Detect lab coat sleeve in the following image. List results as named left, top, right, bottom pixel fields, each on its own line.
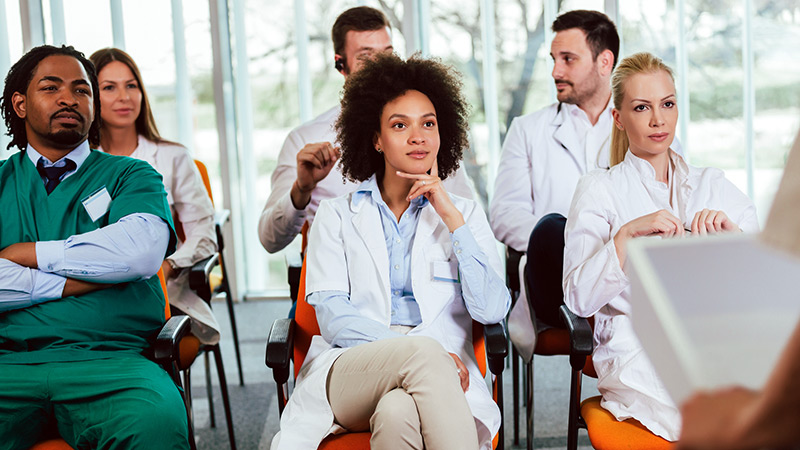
left=306, top=200, right=399, bottom=346
left=166, top=147, right=217, bottom=268
left=562, top=175, right=629, bottom=318
left=722, top=178, right=759, bottom=233
left=489, top=117, right=540, bottom=252
left=452, top=202, right=511, bottom=324
left=258, top=130, right=308, bottom=253
left=308, top=290, right=402, bottom=348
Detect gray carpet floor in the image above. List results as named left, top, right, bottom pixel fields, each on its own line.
left=186, top=298, right=597, bottom=449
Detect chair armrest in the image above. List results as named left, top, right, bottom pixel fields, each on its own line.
left=559, top=305, right=593, bottom=370
left=215, top=210, right=231, bottom=227
left=505, top=247, right=524, bottom=294
left=266, top=318, right=295, bottom=385
left=285, top=252, right=303, bottom=303
left=484, top=322, right=508, bottom=375
left=154, top=315, right=192, bottom=364
left=215, top=209, right=231, bottom=253
left=189, top=254, right=220, bottom=296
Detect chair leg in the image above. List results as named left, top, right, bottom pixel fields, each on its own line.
left=526, top=358, right=534, bottom=450
left=183, top=367, right=193, bottom=425
left=211, top=344, right=237, bottom=450
left=566, top=367, right=583, bottom=450
left=205, top=351, right=216, bottom=428
left=496, top=372, right=504, bottom=450
left=221, top=271, right=244, bottom=386
left=174, top=363, right=197, bottom=450
left=512, top=346, right=520, bottom=447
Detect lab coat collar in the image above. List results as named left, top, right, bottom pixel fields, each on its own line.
left=551, top=103, right=581, bottom=160
left=351, top=175, right=429, bottom=212
left=132, top=134, right=158, bottom=160
left=350, top=177, right=391, bottom=295
left=623, top=149, right=689, bottom=184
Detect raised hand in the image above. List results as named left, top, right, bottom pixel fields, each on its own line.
left=292, top=142, right=340, bottom=209
left=690, top=209, right=739, bottom=235
left=396, top=158, right=465, bottom=232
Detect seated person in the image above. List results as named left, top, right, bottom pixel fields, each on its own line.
left=562, top=52, right=758, bottom=441
left=90, top=47, right=220, bottom=345
left=258, top=6, right=474, bottom=256
left=678, top=318, right=800, bottom=450
left=271, top=53, right=511, bottom=450
left=0, top=45, right=187, bottom=449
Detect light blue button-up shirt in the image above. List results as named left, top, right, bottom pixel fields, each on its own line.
left=308, top=177, right=510, bottom=349
left=0, top=141, right=170, bottom=313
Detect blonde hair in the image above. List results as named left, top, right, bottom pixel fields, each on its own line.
left=610, top=52, right=675, bottom=166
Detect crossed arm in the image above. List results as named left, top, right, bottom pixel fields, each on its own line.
left=0, top=213, right=170, bottom=313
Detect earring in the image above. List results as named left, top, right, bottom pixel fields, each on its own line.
left=376, top=146, right=382, bottom=153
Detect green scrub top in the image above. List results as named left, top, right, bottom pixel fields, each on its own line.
left=0, top=149, right=176, bottom=364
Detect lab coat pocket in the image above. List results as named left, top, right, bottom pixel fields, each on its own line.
left=424, top=247, right=461, bottom=296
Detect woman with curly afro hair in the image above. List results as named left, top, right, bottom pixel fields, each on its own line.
left=271, top=53, right=511, bottom=450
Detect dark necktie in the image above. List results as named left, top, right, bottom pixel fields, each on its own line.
left=36, top=158, right=76, bottom=194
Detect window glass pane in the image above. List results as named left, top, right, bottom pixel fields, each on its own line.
left=121, top=0, right=178, bottom=142
left=559, top=0, right=603, bottom=13
left=618, top=0, right=677, bottom=67
left=5, top=0, right=23, bottom=62
left=496, top=0, right=552, bottom=129
left=62, top=0, right=113, bottom=52
left=684, top=1, right=746, bottom=192
left=430, top=0, right=489, bottom=205
left=183, top=1, right=220, bottom=197
left=752, top=1, right=800, bottom=218
left=243, top=0, right=299, bottom=293
left=1, top=0, right=23, bottom=157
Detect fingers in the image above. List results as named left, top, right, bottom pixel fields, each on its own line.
left=298, top=142, right=338, bottom=168
left=691, top=210, right=700, bottom=235
left=449, top=353, right=469, bottom=392
left=406, top=178, right=440, bottom=201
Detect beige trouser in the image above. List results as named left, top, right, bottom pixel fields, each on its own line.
left=326, top=334, right=480, bottom=450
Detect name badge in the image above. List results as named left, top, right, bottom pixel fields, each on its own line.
left=432, top=260, right=459, bottom=283
left=82, top=186, right=112, bottom=222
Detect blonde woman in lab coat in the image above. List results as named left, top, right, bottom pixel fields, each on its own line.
left=271, top=53, right=510, bottom=450
left=562, top=52, right=759, bottom=441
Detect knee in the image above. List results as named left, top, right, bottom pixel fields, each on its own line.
left=371, top=389, right=419, bottom=428
left=398, top=337, right=455, bottom=374
left=103, top=390, right=188, bottom=449
left=528, top=213, right=567, bottom=263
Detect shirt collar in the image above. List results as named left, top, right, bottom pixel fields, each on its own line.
left=562, top=100, right=614, bottom=128
left=353, top=175, right=429, bottom=209
left=26, top=139, right=91, bottom=169
left=623, top=148, right=688, bottom=183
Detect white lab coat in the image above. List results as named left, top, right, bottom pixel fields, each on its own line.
left=490, top=102, right=683, bottom=361
left=490, top=102, right=616, bottom=252
left=258, top=105, right=476, bottom=253
left=271, top=189, right=506, bottom=450
left=112, top=136, right=221, bottom=345
left=562, top=150, right=758, bottom=441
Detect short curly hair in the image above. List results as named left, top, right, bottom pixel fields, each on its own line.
left=336, top=52, right=470, bottom=182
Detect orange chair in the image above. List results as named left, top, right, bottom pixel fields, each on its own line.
left=266, top=255, right=508, bottom=449
left=507, top=244, right=595, bottom=450
left=189, top=159, right=243, bottom=386
left=29, top=270, right=196, bottom=450
left=174, top=159, right=237, bottom=449
left=559, top=305, right=672, bottom=450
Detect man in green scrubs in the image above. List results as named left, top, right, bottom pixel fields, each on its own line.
left=0, top=45, right=188, bottom=449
